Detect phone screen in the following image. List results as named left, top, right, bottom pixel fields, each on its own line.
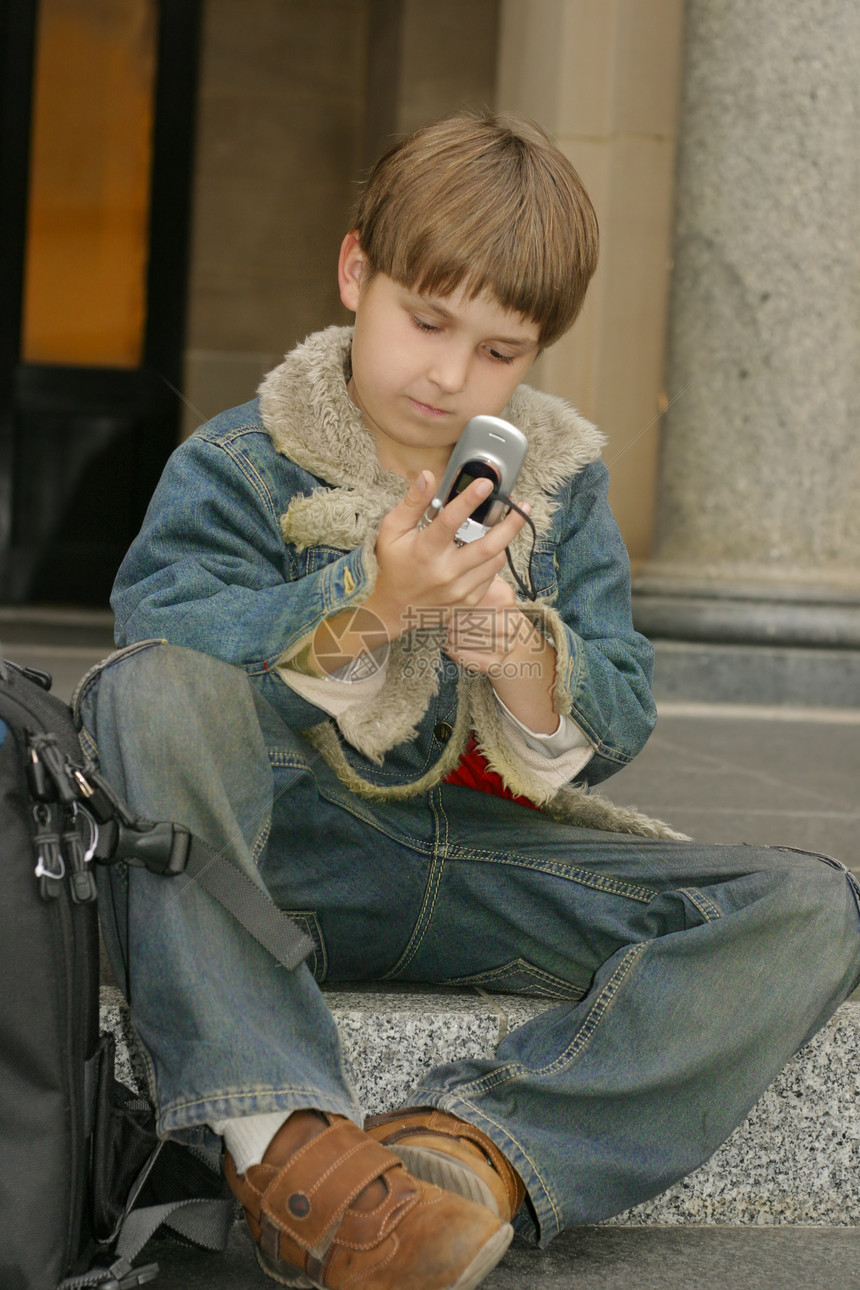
left=448, top=461, right=499, bottom=522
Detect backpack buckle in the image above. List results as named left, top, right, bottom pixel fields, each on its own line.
left=100, top=1261, right=160, bottom=1289
left=112, top=819, right=191, bottom=877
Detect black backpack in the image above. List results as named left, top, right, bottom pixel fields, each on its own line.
left=0, top=654, right=312, bottom=1290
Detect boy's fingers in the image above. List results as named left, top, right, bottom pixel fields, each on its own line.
left=392, top=473, right=523, bottom=558
left=455, top=497, right=528, bottom=572
left=432, top=477, right=496, bottom=539
left=385, top=471, right=439, bottom=533
left=391, top=474, right=494, bottom=542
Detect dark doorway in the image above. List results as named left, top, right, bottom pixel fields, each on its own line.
left=0, top=0, right=201, bottom=606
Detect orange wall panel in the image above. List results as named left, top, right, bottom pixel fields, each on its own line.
left=22, top=0, right=157, bottom=367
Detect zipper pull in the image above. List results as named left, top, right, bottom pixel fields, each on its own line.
left=33, top=802, right=65, bottom=899
left=26, top=741, right=53, bottom=802
left=72, top=766, right=119, bottom=824
left=29, top=733, right=79, bottom=804
left=62, top=803, right=97, bottom=904
left=41, top=736, right=78, bottom=805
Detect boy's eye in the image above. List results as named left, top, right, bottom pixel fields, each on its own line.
left=486, top=347, right=515, bottom=365
left=412, top=315, right=441, bottom=334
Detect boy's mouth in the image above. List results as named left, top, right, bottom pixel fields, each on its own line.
left=407, top=396, right=451, bottom=418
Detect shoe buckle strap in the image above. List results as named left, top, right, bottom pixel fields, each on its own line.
left=260, top=1210, right=334, bottom=1283
left=305, top=1249, right=328, bottom=1285
left=260, top=1213, right=281, bottom=1261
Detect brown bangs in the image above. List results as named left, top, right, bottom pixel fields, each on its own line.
left=353, top=114, right=599, bottom=348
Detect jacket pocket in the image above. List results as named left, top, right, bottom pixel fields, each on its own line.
left=525, top=538, right=557, bottom=600
left=296, top=545, right=350, bottom=576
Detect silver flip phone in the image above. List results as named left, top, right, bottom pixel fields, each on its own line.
left=432, top=415, right=528, bottom=544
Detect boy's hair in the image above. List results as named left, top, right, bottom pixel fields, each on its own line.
left=352, top=112, right=599, bottom=347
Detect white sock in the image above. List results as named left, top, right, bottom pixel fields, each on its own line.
left=210, top=1110, right=291, bottom=1175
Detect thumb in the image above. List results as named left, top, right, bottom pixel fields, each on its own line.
left=397, top=470, right=439, bottom=522
left=409, top=469, right=436, bottom=505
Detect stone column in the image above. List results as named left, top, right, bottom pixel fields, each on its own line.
left=496, top=0, right=685, bottom=565
left=635, top=0, right=860, bottom=659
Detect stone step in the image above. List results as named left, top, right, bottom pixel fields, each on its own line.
left=99, top=983, right=860, bottom=1227
left=147, top=1224, right=860, bottom=1290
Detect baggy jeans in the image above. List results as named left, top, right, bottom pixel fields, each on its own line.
left=76, top=641, right=860, bottom=1244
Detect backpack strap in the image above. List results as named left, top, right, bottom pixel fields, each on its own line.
left=145, top=827, right=314, bottom=972
left=58, top=1139, right=235, bottom=1289
left=80, top=764, right=314, bottom=972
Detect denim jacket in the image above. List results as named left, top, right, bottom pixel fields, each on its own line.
left=113, top=328, right=673, bottom=836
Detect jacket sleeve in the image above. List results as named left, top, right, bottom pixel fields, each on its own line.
left=111, top=432, right=377, bottom=718
left=535, top=460, right=656, bottom=784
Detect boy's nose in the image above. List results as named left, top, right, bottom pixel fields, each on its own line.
left=428, top=346, right=470, bottom=394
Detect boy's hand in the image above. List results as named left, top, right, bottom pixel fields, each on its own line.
left=365, top=470, right=529, bottom=639
left=444, top=574, right=561, bottom=734
left=442, top=575, right=522, bottom=673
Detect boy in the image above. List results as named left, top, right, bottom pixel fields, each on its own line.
left=77, top=114, right=860, bottom=1289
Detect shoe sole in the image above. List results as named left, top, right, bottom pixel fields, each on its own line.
left=390, top=1144, right=501, bottom=1217
left=451, top=1221, right=514, bottom=1288
left=254, top=1221, right=513, bottom=1290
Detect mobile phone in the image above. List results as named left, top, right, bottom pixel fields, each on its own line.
left=432, top=415, right=528, bottom=544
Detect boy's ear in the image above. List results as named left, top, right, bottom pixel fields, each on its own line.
left=338, top=231, right=368, bottom=313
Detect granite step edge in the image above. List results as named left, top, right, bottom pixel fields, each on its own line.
left=98, top=986, right=860, bottom=1228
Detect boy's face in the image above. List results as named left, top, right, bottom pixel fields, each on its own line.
left=338, top=232, right=540, bottom=477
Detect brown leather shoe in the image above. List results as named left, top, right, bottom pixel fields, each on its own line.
left=364, top=1109, right=526, bottom=1223
left=224, top=1109, right=513, bottom=1288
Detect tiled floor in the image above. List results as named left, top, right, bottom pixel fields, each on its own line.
left=607, top=700, right=860, bottom=879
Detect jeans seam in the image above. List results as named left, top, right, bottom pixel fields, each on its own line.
left=384, top=792, right=449, bottom=978
left=383, top=856, right=445, bottom=978
left=452, top=941, right=648, bottom=1094
left=678, top=886, right=723, bottom=922
left=434, top=1094, right=563, bottom=1237
left=141, top=1048, right=158, bottom=1103
left=531, top=941, right=648, bottom=1078
left=216, top=436, right=278, bottom=519
left=446, top=848, right=656, bottom=904
left=434, top=787, right=450, bottom=855
left=251, top=818, right=271, bottom=866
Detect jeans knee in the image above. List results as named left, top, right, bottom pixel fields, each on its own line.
left=789, top=857, right=860, bottom=1000
left=96, top=642, right=242, bottom=719
left=93, top=642, right=175, bottom=715
left=81, top=641, right=260, bottom=768
left=780, top=851, right=860, bottom=942
left=78, top=642, right=274, bottom=835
